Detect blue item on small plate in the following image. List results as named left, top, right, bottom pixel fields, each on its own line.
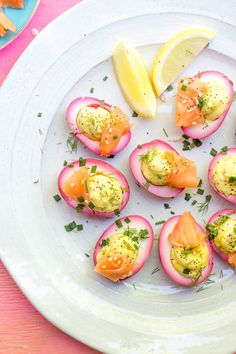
left=0, top=0, right=39, bottom=49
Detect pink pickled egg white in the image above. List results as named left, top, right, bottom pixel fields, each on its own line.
left=182, top=71, right=234, bottom=139
left=129, top=139, right=183, bottom=198
left=158, top=215, right=214, bottom=287
left=208, top=148, right=236, bottom=205
left=207, top=209, right=236, bottom=262
left=66, top=96, right=131, bottom=156
left=93, top=215, right=154, bottom=279
left=58, top=158, right=130, bottom=217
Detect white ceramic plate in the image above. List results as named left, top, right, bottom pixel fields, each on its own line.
left=0, top=1, right=236, bottom=353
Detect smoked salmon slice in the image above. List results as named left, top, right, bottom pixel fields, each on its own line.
left=164, top=152, right=198, bottom=189
left=227, top=253, right=236, bottom=269
left=169, top=212, right=206, bottom=247
left=95, top=253, right=134, bottom=282
left=100, top=106, right=130, bottom=156
left=0, top=0, right=24, bottom=8
left=0, top=10, right=16, bottom=34
left=176, top=76, right=206, bottom=127
left=62, top=166, right=90, bottom=201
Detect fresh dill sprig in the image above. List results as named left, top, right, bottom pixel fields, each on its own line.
left=151, top=267, right=161, bottom=275
left=196, top=195, right=211, bottom=216
left=66, top=131, right=78, bottom=153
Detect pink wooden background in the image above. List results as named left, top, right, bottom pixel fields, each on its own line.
left=0, top=1, right=100, bottom=353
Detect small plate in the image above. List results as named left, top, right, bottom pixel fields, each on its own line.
left=0, top=0, right=39, bottom=50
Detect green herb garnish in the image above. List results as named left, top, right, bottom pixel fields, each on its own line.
left=78, top=196, right=84, bottom=203
left=79, top=157, right=86, bottom=166
left=101, top=238, right=110, bottom=247
left=164, top=203, right=170, bottom=209
left=166, top=84, right=173, bottom=91
left=53, top=194, right=61, bottom=202
left=90, top=87, right=94, bottom=93
left=76, top=204, right=84, bottom=213
left=197, top=188, right=204, bottom=195
left=221, top=146, right=228, bottom=155
left=162, top=128, right=168, bottom=137
left=63, top=160, right=68, bottom=166
left=229, top=176, right=236, bottom=184
left=181, top=85, right=187, bottom=91
left=155, top=220, right=165, bottom=225
left=99, top=100, right=105, bottom=108
left=114, top=209, right=120, bottom=216
left=37, top=112, right=42, bottom=117
left=185, top=193, right=191, bottom=201
left=88, top=201, right=95, bottom=210
left=124, top=217, right=131, bottom=224
left=151, top=266, right=161, bottom=275
left=191, top=200, right=197, bottom=206
left=183, top=268, right=190, bottom=274
left=113, top=135, right=118, bottom=139
left=139, top=229, right=149, bottom=239
left=197, top=97, right=205, bottom=110
left=210, top=148, right=217, bottom=157
left=67, top=132, right=78, bottom=153
left=77, top=224, right=83, bottom=231
left=197, top=195, right=211, bottom=216
left=115, top=220, right=123, bottom=228
left=137, top=144, right=142, bottom=149
left=132, top=111, right=138, bottom=117
left=198, top=179, right=203, bottom=187
left=64, top=221, right=77, bottom=232
left=103, top=75, right=108, bottom=81
left=90, top=165, right=97, bottom=174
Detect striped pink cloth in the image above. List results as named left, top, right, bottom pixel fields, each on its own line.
left=0, top=1, right=100, bottom=353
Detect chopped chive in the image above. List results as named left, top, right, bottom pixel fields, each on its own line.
left=77, top=224, right=83, bottom=231
left=76, top=204, right=84, bottom=213
left=64, top=221, right=76, bottom=232
left=63, top=160, right=68, bottom=166
left=114, top=209, right=120, bottom=216
left=33, top=179, right=39, bottom=184
left=90, top=87, right=94, bottom=94
left=85, top=252, right=90, bottom=257
left=90, top=165, right=97, bottom=174
left=155, top=220, right=165, bottom=225
left=166, top=84, right=173, bottom=91
left=198, top=179, right=203, bottom=187
left=150, top=215, right=154, bottom=219
left=185, top=193, right=191, bottom=201
left=137, top=144, right=142, bottom=149
left=193, top=139, right=202, bottom=147
left=170, top=211, right=175, bottom=215
left=197, top=188, right=204, bottom=195
left=99, top=100, right=105, bottom=108
left=183, top=139, right=191, bottom=146
left=53, top=194, right=61, bottom=202
left=132, top=111, right=138, bottom=117
left=192, top=200, right=197, bottom=206
left=37, top=112, right=42, bottom=117
left=115, top=220, right=123, bottom=228
left=67, top=132, right=77, bottom=153
left=181, top=85, right=187, bottom=91
left=88, top=201, right=95, bottom=210
left=101, top=238, right=110, bottom=247
left=151, top=266, right=161, bottom=275
left=183, top=268, right=190, bottom=274
left=113, top=135, right=118, bottom=139
left=229, top=176, right=236, bottom=183
left=124, top=217, right=131, bottom=224
left=78, top=196, right=84, bottom=203
left=205, top=195, right=212, bottom=202
left=210, top=148, right=217, bottom=157
left=197, top=97, right=205, bottom=110
left=79, top=157, right=86, bottom=166
left=139, top=229, right=149, bottom=239
left=103, top=75, right=108, bottom=81
left=163, top=128, right=168, bottom=137
left=234, top=91, right=236, bottom=101
left=67, top=164, right=74, bottom=168
left=221, top=146, right=228, bottom=155
left=182, top=134, right=189, bottom=140
left=164, top=203, right=170, bottom=209
left=180, top=79, right=184, bottom=83
left=85, top=180, right=89, bottom=193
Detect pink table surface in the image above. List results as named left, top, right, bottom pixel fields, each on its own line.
left=0, top=1, right=101, bottom=353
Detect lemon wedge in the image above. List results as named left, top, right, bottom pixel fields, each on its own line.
left=152, top=28, right=215, bottom=96
left=113, top=40, right=157, bottom=119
